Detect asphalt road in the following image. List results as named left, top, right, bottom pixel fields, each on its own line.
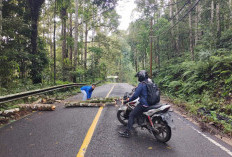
left=0, top=83, right=232, bottom=157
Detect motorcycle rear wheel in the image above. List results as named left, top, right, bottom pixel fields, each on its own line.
left=117, top=110, right=128, bottom=126
left=152, top=118, right=171, bottom=143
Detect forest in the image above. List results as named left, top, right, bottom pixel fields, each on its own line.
left=0, top=0, right=135, bottom=95
left=0, top=0, right=232, bottom=134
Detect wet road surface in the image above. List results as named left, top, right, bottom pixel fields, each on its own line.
left=0, top=83, right=232, bottom=157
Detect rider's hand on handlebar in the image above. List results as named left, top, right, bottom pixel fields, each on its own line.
left=123, top=100, right=128, bottom=105
left=123, top=98, right=130, bottom=104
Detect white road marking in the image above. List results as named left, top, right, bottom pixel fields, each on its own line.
left=177, top=117, right=232, bottom=156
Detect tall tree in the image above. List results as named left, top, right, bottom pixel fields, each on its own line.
left=58, top=0, right=70, bottom=81
left=216, top=1, right=221, bottom=37
left=169, top=0, right=174, bottom=55
left=150, top=17, right=153, bottom=78
left=54, top=0, right=57, bottom=84
left=211, top=0, right=214, bottom=26
left=0, top=0, right=2, bottom=45
left=69, top=12, right=73, bottom=66
left=84, top=22, right=88, bottom=69
left=28, top=0, right=45, bottom=84
left=73, top=0, right=79, bottom=82
left=195, top=3, right=202, bottom=46
left=175, top=0, right=180, bottom=53
left=189, top=0, right=194, bottom=61
left=229, top=0, right=232, bottom=28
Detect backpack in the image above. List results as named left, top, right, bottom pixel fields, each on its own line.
left=143, top=81, right=160, bottom=105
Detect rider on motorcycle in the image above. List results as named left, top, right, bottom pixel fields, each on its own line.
left=118, top=70, right=150, bottom=138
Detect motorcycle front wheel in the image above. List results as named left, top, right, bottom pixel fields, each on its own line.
left=152, top=118, right=171, bottom=143
left=117, top=110, right=128, bottom=126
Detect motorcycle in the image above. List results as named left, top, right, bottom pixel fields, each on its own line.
left=117, top=91, right=175, bottom=143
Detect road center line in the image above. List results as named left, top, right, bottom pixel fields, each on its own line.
left=76, top=84, right=116, bottom=157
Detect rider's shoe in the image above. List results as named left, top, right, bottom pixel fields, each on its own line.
left=118, top=129, right=130, bottom=138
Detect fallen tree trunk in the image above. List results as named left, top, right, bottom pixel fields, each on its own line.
left=0, top=108, right=20, bottom=117
left=65, top=101, right=116, bottom=108
left=64, top=97, right=119, bottom=107
left=87, top=97, right=120, bottom=103
left=18, top=104, right=56, bottom=111
left=0, top=104, right=55, bottom=125
left=0, top=116, right=9, bottom=124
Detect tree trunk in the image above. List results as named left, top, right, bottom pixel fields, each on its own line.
left=0, top=0, right=2, bottom=45
left=189, top=0, right=194, bottom=61
left=28, top=0, right=45, bottom=84
left=195, top=3, right=202, bottom=46
left=81, top=25, right=84, bottom=64
left=143, top=50, right=145, bottom=70
left=211, top=0, right=214, bottom=26
left=169, top=0, right=173, bottom=28
left=53, top=0, right=57, bottom=85
left=135, top=49, right=138, bottom=72
left=84, top=22, right=88, bottom=70
left=74, top=0, right=79, bottom=82
left=157, top=36, right=160, bottom=71
left=69, top=13, right=73, bottom=66
left=169, top=0, right=175, bottom=56
left=216, top=2, right=221, bottom=38
left=49, top=16, right=53, bottom=58
left=195, top=4, right=199, bottom=46
left=61, top=7, right=67, bottom=81
left=31, top=5, right=39, bottom=73
left=48, top=15, right=53, bottom=83
left=92, top=6, right=95, bottom=46
left=174, top=0, right=180, bottom=55
left=150, top=18, right=153, bottom=78
left=81, top=2, right=84, bottom=65
left=229, top=0, right=232, bottom=28
left=69, top=13, right=73, bottom=82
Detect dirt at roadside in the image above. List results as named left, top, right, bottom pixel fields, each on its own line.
left=161, top=96, right=232, bottom=147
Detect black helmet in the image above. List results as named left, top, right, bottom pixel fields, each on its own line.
left=135, top=70, right=148, bottom=82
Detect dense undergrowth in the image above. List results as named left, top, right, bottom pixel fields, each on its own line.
left=156, top=49, right=232, bottom=134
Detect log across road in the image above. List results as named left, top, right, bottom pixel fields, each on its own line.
left=0, top=83, right=232, bottom=157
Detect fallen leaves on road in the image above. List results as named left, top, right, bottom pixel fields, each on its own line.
left=166, top=146, right=172, bottom=149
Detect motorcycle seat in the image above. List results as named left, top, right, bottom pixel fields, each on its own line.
left=144, top=104, right=162, bottom=112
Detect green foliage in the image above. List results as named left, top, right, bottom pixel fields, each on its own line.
left=125, top=0, right=232, bottom=135
left=217, top=29, right=232, bottom=49
left=156, top=49, right=232, bottom=134
left=92, top=0, right=117, bottom=10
